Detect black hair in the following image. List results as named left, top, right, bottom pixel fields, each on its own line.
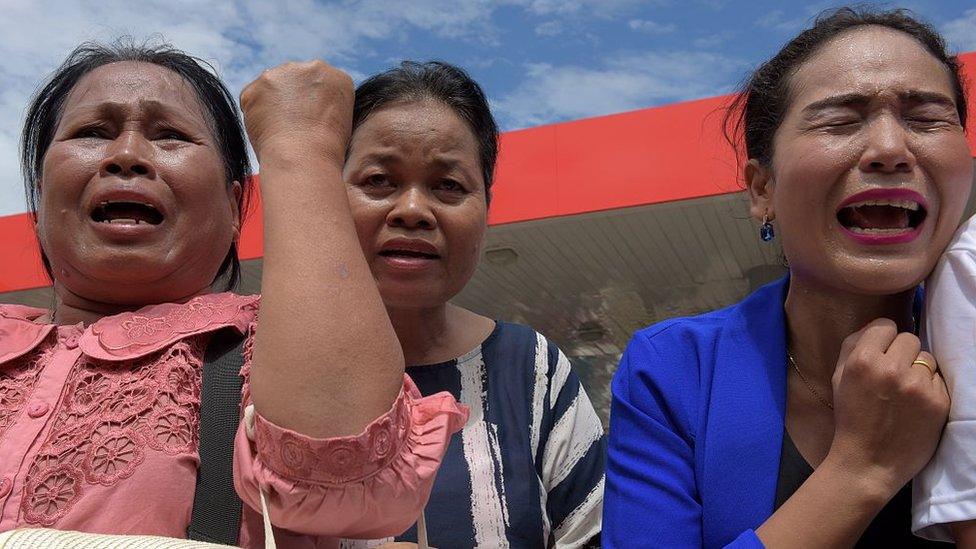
left=20, top=37, right=252, bottom=290
left=725, top=6, right=968, bottom=168
left=352, top=60, right=499, bottom=204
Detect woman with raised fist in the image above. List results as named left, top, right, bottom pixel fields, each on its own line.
left=0, top=41, right=466, bottom=548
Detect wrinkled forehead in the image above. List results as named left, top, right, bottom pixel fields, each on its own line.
left=353, top=99, right=479, bottom=156
left=62, top=60, right=209, bottom=123
left=788, top=26, right=957, bottom=110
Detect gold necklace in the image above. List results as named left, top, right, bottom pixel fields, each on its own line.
left=787, top=351, right=834, bottom=410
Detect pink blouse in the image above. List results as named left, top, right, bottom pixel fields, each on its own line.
left=0, top=292, right=468, bottom=548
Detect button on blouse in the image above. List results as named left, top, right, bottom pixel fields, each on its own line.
left=0, top=294, right=468, bottom=548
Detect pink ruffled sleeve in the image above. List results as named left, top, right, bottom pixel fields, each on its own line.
left=233, top=374, right=468, bottom=538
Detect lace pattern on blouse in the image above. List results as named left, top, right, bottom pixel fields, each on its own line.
left=22, top=339, right=205, bottom=526
left=0, top=293, right=259, bottom=527
left=0, top=348, right=47, bottom=440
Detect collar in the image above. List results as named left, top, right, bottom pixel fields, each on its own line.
left=0, top=292, right=259, bottom=365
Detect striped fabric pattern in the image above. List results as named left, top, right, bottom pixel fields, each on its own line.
left=342, top=322, right=605, bottom=549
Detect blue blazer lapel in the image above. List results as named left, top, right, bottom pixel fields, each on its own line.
left=699, top=277, right=789, bottom=547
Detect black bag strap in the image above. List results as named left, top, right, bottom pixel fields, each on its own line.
left=187, top=328, right=247, bottom=545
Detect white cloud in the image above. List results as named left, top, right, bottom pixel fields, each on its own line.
left=0, top=0, right=749, bottom=215
left=627, top=19, right=676, bottom=34
left=535, top=20, right=564, bottom=36
left=693, top=30, right=736, bottom=49
left=944, top=8, right=976, bottom=52
left=755, top=10, right=806, bottom=32
left=519, top=0, right=652, bottom=18
left=0, top=0, right=513, bottom=216
left=495, top=50, right=744, bottom=129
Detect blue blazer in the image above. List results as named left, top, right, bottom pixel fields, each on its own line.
left=604, top=277, right=790, bottom=548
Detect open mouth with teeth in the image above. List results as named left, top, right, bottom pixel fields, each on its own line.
left=91, top=201, right=164, bottom=225
left=836, top=199, right=926, bottom=234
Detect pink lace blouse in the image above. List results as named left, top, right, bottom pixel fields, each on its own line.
left=0, top=292, right=468, bottom=548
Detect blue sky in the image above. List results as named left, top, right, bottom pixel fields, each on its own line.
left=0, top=0, right=973, bottom=215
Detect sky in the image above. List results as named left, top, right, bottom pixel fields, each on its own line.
left=0, top=0, right=973, bottom=216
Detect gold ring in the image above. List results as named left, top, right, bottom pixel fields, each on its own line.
left=912, top=358, right=937, bottom=377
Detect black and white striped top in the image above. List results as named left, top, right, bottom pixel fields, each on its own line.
left=343, top=321, right=605, bottom=548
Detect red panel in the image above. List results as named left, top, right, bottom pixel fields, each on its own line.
left=553, top=96, right=735, bottom=221
left=488, top=51, right=976, bottom=225
left=963, top=52, right=976, bottom=153
left=238, top=176, right=264, bottom=261
left=0, top=213, right=48, bottom=293
left=4, top=51, right=976, bottom=293
left=489, top=126, right=561, bottom=222
left=488, top=96, right=737, bottom=225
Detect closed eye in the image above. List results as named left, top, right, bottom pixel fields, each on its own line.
left=819, top=119, right=860, bottom=129
left=905, top=116, right=956, bottom=130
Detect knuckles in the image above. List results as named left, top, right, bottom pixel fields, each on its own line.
left=238, top=59, right=354, bottom=152
left=240, top=60, right=353, bottom=111
left=844, top=346, right=882, bottom=376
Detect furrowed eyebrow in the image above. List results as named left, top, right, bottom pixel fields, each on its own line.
left=62, top=99, right=201, bottom=129
left=801, top=93, right=872, bottom=114
left=360, top=152, right=400, bottom=165
left=801, top=90, right=957, bottom=115
left=898, top=90, right=956, bottom=109
left=427, top=156, right=462, bottom=170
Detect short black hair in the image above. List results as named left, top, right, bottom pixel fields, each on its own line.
left=725, top=6, right=968, bottom=167
left=352, top=60, right=499, bottom=204
left=20, top=37, right=252, bottom=290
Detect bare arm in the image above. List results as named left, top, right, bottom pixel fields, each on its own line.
left=242, top=61, right=404, bottom=438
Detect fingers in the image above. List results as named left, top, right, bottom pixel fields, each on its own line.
left=835, top=319, right=896, bottom=373
left=916, top=352, right=951, bottom=418
left=854, top=318, right=899, bottom=353
left=912, top=350, right=948, bottom=394
left=885, top=332, right=922, bottom=366
left=239, top=60, right=354, bottom=164
left=833, top=320, right=876, bottom=385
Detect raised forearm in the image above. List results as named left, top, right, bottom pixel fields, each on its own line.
left=251, top=148, right=403, bottom=438
left=244, top=63, right=404, bottom=439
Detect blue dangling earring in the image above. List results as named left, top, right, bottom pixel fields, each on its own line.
left=760, top=213, right=775, bottom=242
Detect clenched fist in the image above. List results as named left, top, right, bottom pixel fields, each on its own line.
left=240, top=60, right=354, bottom=166
left=828, top=318, right=949, bottom=495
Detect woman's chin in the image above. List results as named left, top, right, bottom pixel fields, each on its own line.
left=55, top=261, right=216, bottom=306
left=830, top=258, right=933, bottom=296
left=377, top=281, right=456, bottom=310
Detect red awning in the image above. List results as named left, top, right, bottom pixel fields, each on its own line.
left=3, top=51, right=975, bottom=294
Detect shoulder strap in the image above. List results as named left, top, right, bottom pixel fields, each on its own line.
left=187, top=328, right=246, bottom=545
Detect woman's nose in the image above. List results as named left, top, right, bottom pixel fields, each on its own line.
left=99, top=132, right=156, bottom=178
left=858, top=116, right=916, bottom=174
left=388, top=187, right=436, bottom=229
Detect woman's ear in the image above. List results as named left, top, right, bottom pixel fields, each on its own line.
left=745, top=159, right=774, bottom=222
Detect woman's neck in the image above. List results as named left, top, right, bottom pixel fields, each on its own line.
left=387, top=302, right=494, bottom=366
left=784, top=274, right=916, bottom=383
left=50, top=283, right=213, bottom=327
